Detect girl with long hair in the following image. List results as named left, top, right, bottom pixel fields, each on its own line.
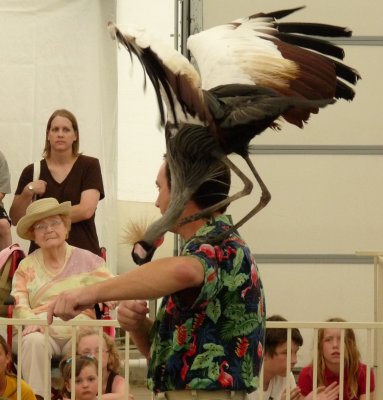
left=298, top=318, right=375, bottom=400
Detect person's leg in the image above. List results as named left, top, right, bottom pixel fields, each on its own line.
left=18, top=332, right=60, bottom=398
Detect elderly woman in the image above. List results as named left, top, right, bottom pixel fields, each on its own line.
left=11, top=198, right=114, bottom=400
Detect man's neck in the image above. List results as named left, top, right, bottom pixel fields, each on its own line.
left=177, top=218, right=207, bottom=241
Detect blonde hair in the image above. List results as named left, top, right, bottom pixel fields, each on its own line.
left=77, top=327, right=121, bottom=374
left=43, top=109, right=80, bottom=158
left=317, top=317, right=360, bottom=398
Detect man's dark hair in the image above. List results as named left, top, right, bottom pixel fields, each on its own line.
left=265, top=314, right=303, bottom=356
left=164, top=156, right=231, bottom=213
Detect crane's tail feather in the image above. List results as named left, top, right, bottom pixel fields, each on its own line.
left=277, top=22, right=351, bottom=38
left=275, top=32, right=346, bottom=60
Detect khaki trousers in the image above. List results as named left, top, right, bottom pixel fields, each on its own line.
left=154, top=390, right=246, bottom=400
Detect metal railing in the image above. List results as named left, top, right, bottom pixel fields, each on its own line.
left=1, top=318, right=380, bottom=400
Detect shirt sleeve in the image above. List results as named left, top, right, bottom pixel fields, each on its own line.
left=14, top=164, right=34, bottom=195
left=297, top=367, right=313, bottom=396
left=0, top=152, right=11, bottom=194
left=80, top=156, right=105, bottom=200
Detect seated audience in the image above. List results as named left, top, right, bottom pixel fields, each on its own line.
left=60, top=355, right=99, bottom=400
left=76, top=327, right=134, bottom=400
left=0, top=334, right=36, bottom=400
left=248, top=315, right=339, bottom=400
left=11, top=198, right=114, bottom=400
left=298, top=317, right=375, bottom=400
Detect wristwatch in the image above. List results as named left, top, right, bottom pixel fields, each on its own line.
left=28, top=184, right=34, bottom=193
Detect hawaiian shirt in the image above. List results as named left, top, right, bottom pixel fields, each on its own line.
left=147, top=214, right=266, bottom=393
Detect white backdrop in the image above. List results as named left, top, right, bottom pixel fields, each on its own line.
left=0, top=0, right=118, bottom=270
left=116, top=0, right=174, bottom=202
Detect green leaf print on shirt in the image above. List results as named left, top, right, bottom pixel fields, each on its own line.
left=206, top=298, right=221, bottom=323
left=220, top=313, right=262, bottom=341
left=191, top=343, right=225, bottom=370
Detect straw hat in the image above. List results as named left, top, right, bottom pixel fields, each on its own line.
left=17, top=198, right=71, bottom=240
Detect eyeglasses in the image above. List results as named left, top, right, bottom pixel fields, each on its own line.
left=33, top=218, right=62, bottom=232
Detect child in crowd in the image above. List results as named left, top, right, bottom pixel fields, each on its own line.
left=298, top=317, right=375, bottom=400
left=247, top=315, right=304, bottom=400
left=60, top=355, right=98, bottom=400
left=248, top=315, right=339, bottom=400
left=0, top=334, right=36, bottom=400
left=76, top=328, right=133, bottom=400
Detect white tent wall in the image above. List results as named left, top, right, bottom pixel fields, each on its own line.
left=0, top=0, right=118, bottom=271
left=116, top=0, right=174, bottom=272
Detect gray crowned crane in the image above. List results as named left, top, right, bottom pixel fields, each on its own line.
left=108, top=6, right=360, bottom=265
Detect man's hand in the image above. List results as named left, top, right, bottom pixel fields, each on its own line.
left=47, top=287, right=95, bottom=324
left=117, top=300, right=149, bottom=332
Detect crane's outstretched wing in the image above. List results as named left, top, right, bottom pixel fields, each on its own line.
left=108, top=22, right=210, bottom=127
left=187, top=6, right=360, bottom=127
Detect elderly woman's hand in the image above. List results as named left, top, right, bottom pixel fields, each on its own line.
left=22, top=325, right=45, bottom=336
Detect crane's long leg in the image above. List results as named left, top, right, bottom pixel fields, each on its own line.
left=190, top=154, right=271, bottom=245
left=230, top=154, right=271, bottom=230
left=178, top=155, right=253, bottom=226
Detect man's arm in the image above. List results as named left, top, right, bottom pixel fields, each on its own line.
left=48, top=255, right=205, bottom=323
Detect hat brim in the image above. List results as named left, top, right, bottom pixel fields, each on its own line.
left=17, top=201, right=71, bottom=240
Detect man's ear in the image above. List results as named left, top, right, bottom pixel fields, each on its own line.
left=65, top=381, right=71, bottom=393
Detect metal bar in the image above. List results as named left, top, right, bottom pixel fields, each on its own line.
left=253, top=253, right=373, bottom=264
left=326, top=36, right=383, bottom=46
left=366, top=329, right=372, bottom=400
left=248, top=144, right=383, bottom=155
left=286, top=329, right=292, bottom=400
left=339, top=329, right=345, bottom=400
left=174, top=0, right=179, bottom=50
left=312, top=329, right=318, bottom=400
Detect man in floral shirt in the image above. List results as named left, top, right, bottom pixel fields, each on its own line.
left=48, top=159, right=266, bottom=400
